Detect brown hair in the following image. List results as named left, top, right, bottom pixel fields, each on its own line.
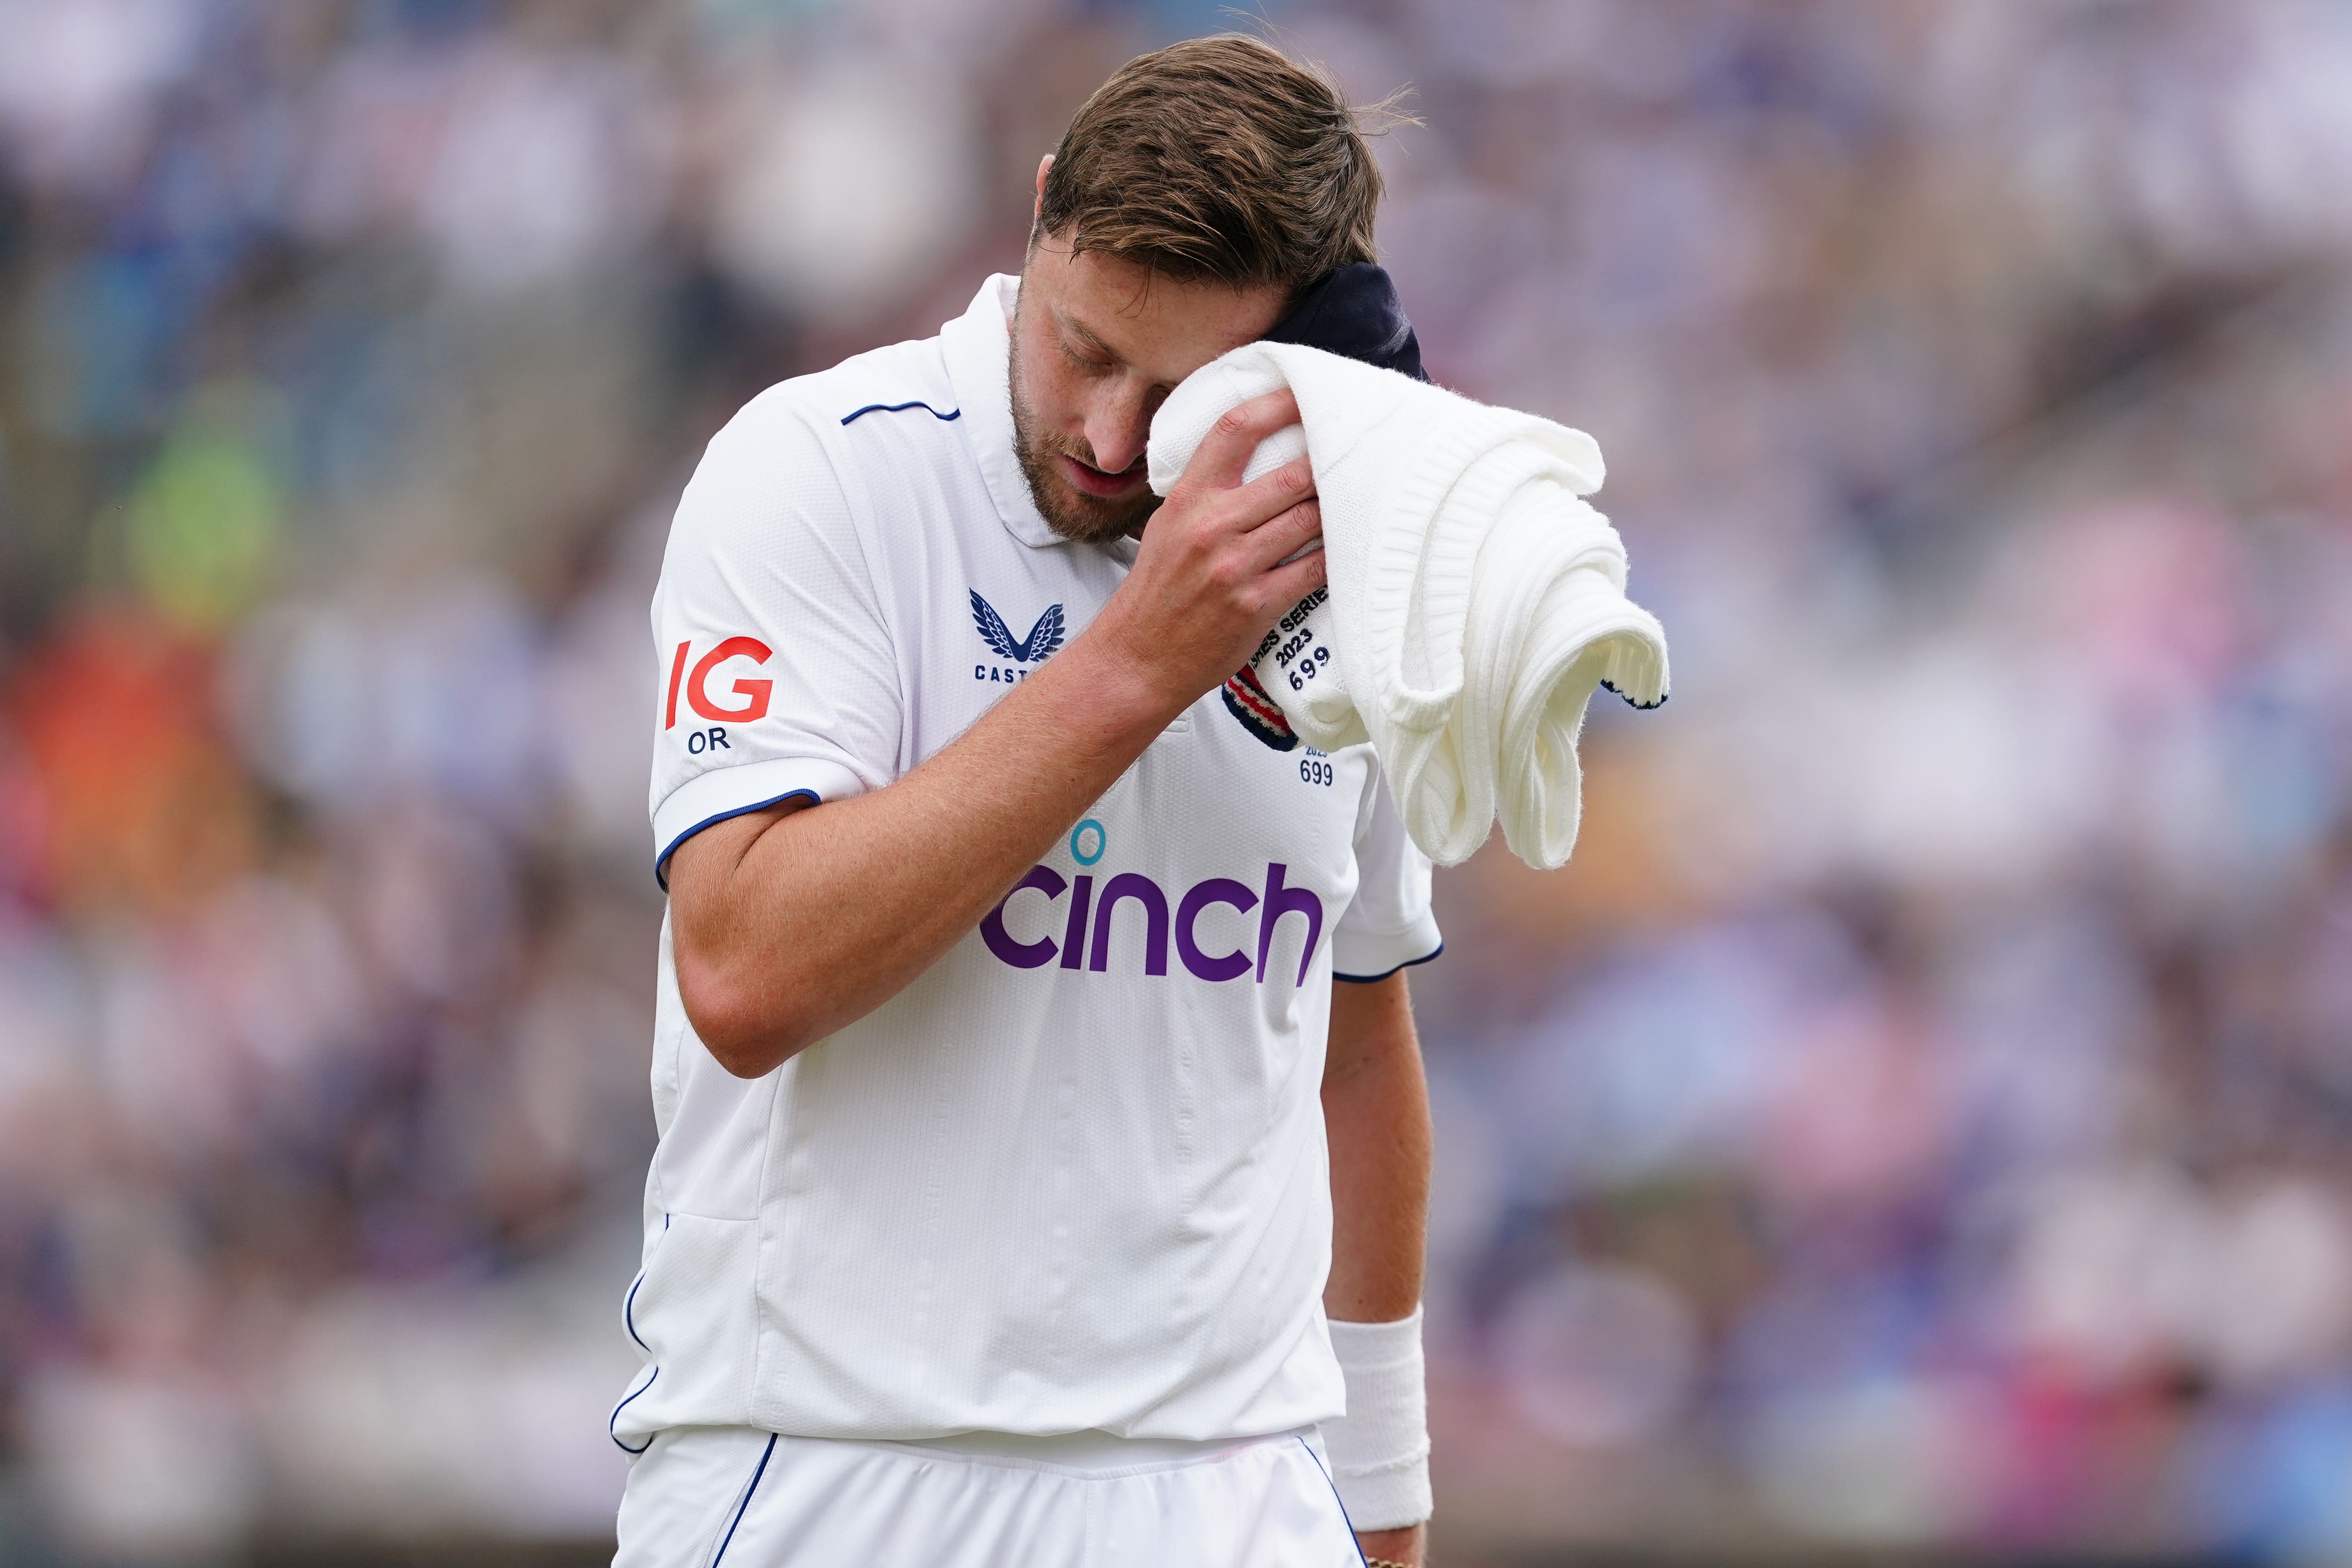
left=1037, top=35, right=1388, bottom=297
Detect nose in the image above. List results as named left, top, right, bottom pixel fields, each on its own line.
left=1082, top=382, right=1154, bottom=477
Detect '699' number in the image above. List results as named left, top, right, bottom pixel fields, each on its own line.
left=1286, top=646, right=1331, bottom=689
left=1299, top=758, right=1334, bottom=786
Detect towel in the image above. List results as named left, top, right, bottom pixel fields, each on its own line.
left=1145, top=343, right=1670, bottom=871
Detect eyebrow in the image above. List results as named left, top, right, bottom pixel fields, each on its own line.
left=1059, top=311, right=1122, bottom=363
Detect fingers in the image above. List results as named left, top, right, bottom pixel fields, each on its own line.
left=1253, top=539, right=1328, bottom=615
left=1185, top=454, right=1317, bottom=545
left=1179, top=389, right=1302, bottom=492
left=1243, top=496, right=1323, bottom=573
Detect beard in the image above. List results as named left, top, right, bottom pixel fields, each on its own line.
left=1007, top=321, right=1161, bottom=546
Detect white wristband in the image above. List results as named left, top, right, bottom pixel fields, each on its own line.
left=1323, top=1306, right=1432, bottom=1530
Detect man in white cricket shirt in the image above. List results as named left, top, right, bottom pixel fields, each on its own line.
left=615, top=37, right=1440, bottom=1567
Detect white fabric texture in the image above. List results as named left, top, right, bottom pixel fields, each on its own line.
left=623, top=276, right=1441, bottom=1450
left=1147, top=342, right=1671, bottom=870
left=614, top=1424, right=1363, bottom=1568
left=1322, top=1307, right=1432, bottom=1530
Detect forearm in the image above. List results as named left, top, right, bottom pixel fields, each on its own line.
left=671, top=629, right=1178, bottom=1073
left=1323, top=976, right=1430, bottom=1321
left=1322, top=971, right=1434, bottom=1562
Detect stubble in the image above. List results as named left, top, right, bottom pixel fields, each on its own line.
left=1007, top=306, right=1162, bottom=546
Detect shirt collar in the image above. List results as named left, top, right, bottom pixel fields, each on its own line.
left=941, top=272, right=1064, bottom=550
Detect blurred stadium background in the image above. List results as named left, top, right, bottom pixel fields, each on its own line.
left=4, top=0, right=2352, bottom=1563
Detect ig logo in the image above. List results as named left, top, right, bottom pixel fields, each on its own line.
left=666, top=638, right=771, bottom=753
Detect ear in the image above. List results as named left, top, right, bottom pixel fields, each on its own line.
left=1033, top=154, right=1053, bottom=222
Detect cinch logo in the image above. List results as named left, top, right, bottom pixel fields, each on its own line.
left=665, top=638, right=771, bottom=752
left=980, top=861, right=1325, bottom=985
left=971, top=590, right=1065, bottom=683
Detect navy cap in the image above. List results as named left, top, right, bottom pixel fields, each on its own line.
left=1262, top=262, right=1430, bottom=383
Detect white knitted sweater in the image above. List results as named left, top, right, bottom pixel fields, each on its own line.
left=1146, top=343, right=1670, bottom=870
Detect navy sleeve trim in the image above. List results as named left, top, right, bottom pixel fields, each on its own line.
left=654, top=788, right=821, bottom=890
left=841, top=400, right=960, bottom=425
left=1333, top=943, right=1445, bottom=984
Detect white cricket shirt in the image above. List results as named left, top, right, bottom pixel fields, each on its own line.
left=615, top=275, right=1443, bottom=1452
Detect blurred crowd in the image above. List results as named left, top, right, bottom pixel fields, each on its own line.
left=3, top=0, right=2352, bottom=1562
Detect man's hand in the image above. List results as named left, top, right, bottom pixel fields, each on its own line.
left=1089, top=387, right=1325, bottom=718
left=1357, top=1523, right=1426, bottom=1565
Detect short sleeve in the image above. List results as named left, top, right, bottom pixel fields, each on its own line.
left=1332, top=760, right=1443, bottom=982
left=648, top=396, right=900, bottom=885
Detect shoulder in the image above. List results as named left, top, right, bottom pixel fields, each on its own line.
left=670, top=333, right=960, bottom=554
left=710, top=333, right=962, bottom=477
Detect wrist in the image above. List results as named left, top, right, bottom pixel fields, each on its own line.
left=1057, top=614, right=1196, bottom=735
left=1325, top=1306, right=1432, bottom=1531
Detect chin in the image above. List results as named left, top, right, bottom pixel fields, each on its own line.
left=1017, top=447, right=1159, bottom=544
left=1043, top=490, right=1156, bottom=546
left=1008, top=383, right=1157, bottom=542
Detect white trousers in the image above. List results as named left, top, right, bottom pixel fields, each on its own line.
left=612, top=1424, right=1366, bottom=1568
